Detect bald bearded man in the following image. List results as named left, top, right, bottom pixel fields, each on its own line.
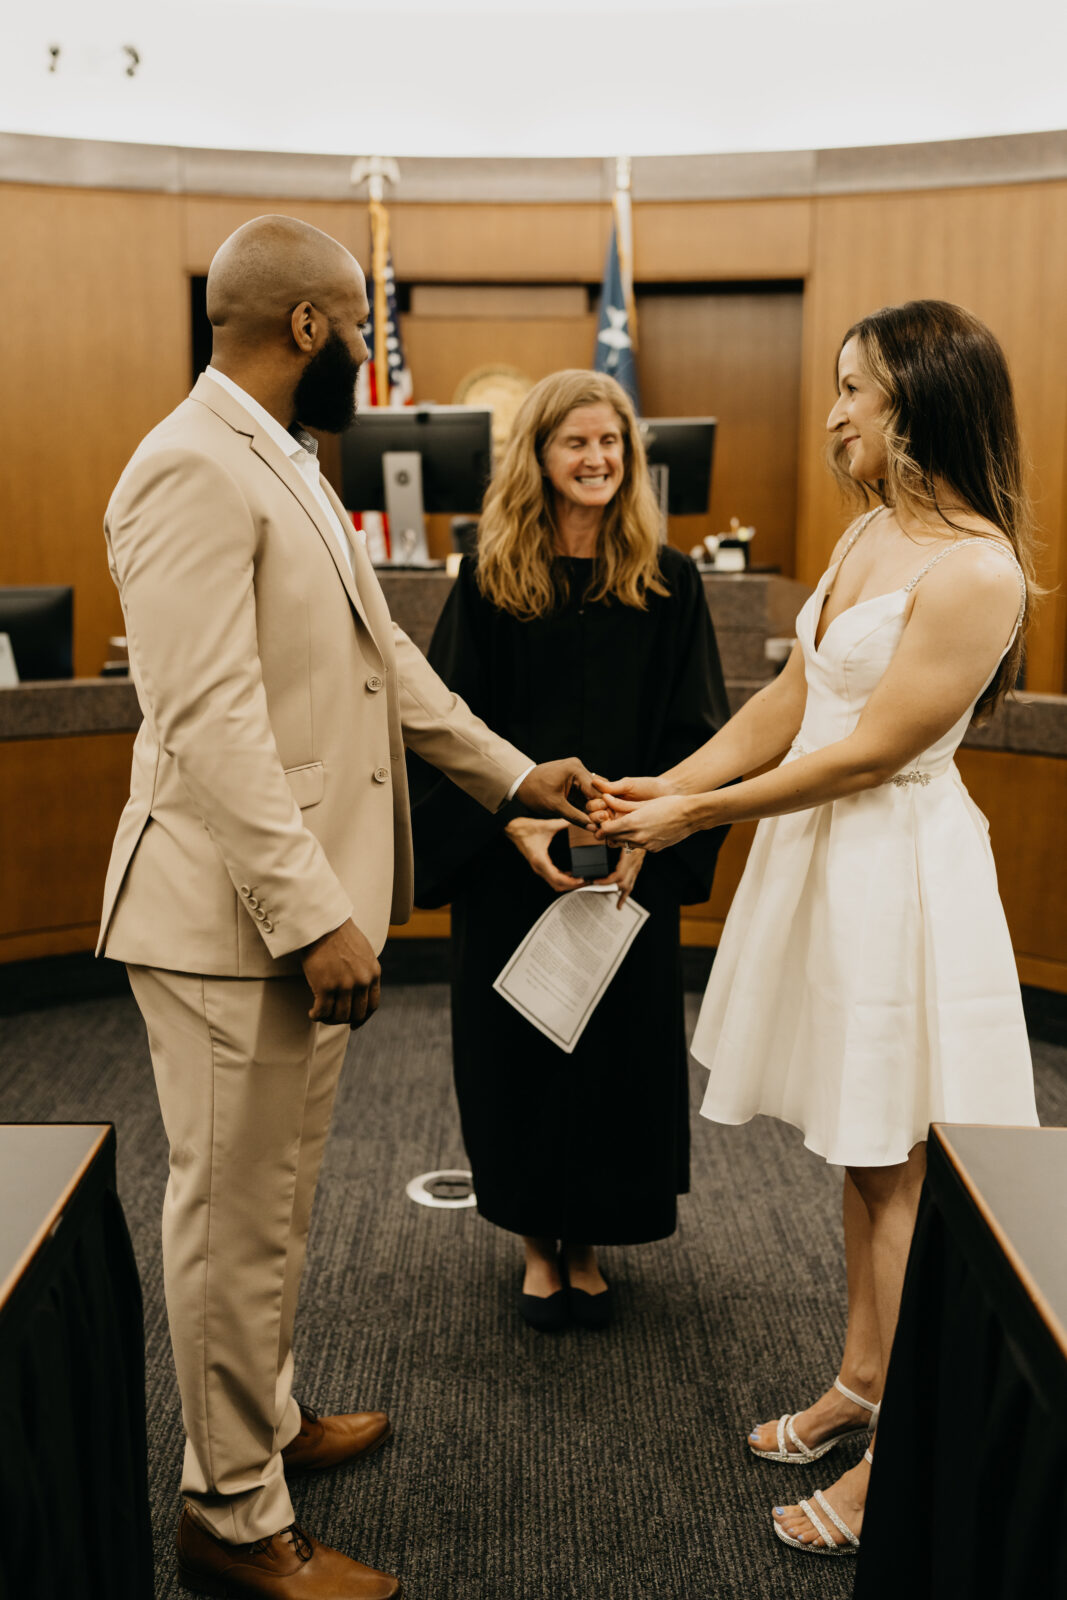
left=99, top=215, right=596, bottom=1599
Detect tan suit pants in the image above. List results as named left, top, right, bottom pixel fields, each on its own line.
left=128, top=965, right=350, bottom=1543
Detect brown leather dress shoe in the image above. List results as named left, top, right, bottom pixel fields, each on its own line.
left=281, top=1402, right=393, bottom=1472
left=176, top=1508, right=401, bottom=1598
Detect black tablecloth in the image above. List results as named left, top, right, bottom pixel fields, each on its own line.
left=0, top=1125, right=152, bottom=1600
left=855, top=1126, right=1067, bottom=1599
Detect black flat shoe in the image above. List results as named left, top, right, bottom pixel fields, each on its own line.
left=568, top=1284, right=612, bottom=1330
left=519, top=1287, right=570, bottom=1331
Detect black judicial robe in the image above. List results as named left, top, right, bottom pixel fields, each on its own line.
left=407, top=549, right=731, bottom=1244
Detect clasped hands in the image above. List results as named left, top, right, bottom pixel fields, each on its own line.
left=585, top=775, right=698, bottom=853
left=506, top=766, right=700, bottom=906
left=302, top=756, right=601, bottom=1027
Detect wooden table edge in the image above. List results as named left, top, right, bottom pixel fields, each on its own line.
left=0, top=1123, right=113, bottom=1309
left=932, top=1122, right=1067, bottom=1362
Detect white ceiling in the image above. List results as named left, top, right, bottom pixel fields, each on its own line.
left=4, top=0, right=1065, bottom=159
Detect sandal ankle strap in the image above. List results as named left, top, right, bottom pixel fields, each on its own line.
left=833, top=1375, right=880, bottom=1419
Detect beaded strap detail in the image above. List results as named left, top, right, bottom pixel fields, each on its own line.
left=904, top=536, right=1026, bottom=641
left=838, top=507, right=883, bottom=562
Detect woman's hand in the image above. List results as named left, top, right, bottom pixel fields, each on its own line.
left=586, top=774, right=669, bottom=827
left=504, top=817, right=583, bottom=892
left=595, top=793, right=700, bottom=853
left=593, top=844, right=645, bottom=909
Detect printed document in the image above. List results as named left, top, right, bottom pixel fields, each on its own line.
left=493, top=885, right=649, bottom=1054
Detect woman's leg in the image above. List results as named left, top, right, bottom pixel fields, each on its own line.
left=560, top=1242, right=608, bottom=1295
left=774, top=1143, right=927, bottom=1546
left=749, top=1173, right=881, bottom=1456
left=522, top=1235, right=562, bottom=1297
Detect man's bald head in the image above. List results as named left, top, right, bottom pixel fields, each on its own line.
left=206, top=215, right=365, bottom=344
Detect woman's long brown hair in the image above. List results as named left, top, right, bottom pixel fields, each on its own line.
left=828, top=299, right=1038, bottom=715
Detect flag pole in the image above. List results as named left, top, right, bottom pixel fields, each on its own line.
left=349, top=155, right=400, bottom=403
left=614, top=154, right=637, bottom=353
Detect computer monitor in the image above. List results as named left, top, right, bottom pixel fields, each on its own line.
left=341, top=407, right=493, bottom=515
left=637, top=418, right=717, bottom=515
left=0, top=586, right=74, bottom=681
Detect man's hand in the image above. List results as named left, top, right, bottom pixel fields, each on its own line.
left=516, top=758, right=599, bottom=827
left=301, top=918, right=381, bottom=1028
left=593, top=843, right=645, bottom=909
left=504, top=817, right=584, bottom=893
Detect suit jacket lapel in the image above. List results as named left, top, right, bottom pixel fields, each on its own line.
left=190, top=375, right=384, bottom=658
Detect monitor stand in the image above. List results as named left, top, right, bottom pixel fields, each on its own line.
left=648, top=462, right=669, bottom=541
left=383, top=451, right=430, bottom=564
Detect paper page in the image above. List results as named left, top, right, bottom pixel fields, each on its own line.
left=493, top=885, right=649, bottom=1054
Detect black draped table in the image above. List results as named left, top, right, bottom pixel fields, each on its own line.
left=856, top=1124, right=1067, bottom=1598
left=0, top=1124, right=151, bottom=1600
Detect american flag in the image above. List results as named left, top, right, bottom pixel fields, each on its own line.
left=352, top=198, right=413, bottom=559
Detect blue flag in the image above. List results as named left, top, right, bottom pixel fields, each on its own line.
left=593, top=219, right=639, bottom=411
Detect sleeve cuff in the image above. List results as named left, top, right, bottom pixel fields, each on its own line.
left=505, top=764, right=535, bottom=802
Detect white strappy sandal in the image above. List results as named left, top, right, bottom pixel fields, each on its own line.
left=772, top=1448, right=873, bottom=1556
left=748, top=1376, right=880, bottom=1464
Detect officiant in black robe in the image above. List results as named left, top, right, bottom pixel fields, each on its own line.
left=408, top=543, right=729, bottom=1246
left=407, top=370, right=731, bottom=1327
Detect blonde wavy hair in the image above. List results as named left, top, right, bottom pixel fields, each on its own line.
left=828, top=299, right=1039, bottom=715
left=476, top=369, right=667, bottom=619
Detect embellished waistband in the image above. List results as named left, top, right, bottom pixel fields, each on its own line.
left=789, top=735, right=948, bottom=789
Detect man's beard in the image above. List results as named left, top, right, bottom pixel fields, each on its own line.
left=294, top=327, right=361, bottom=433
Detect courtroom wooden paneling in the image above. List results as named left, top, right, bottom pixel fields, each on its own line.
left=401, top=314, right=599, bottom=410
left=182, top=196, right=369, bottom=274
left=0, top=185, right=188, bottom=678
left=795, top=180, right=1067, bottom=693
left=637, top=289, right=803, bottom=573
left=389, top=204, right=611, bottom=283
left=4, top=177, right=1067, bottom=689
left=633, top=199, right=811, bottom=281
left=956, top=747, right=1067, bottom=993
left=0, top=732, right=136, bottom=960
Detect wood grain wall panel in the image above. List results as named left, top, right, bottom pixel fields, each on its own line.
left=956, top=748, right=1067, bottom=990
left=637, top=290, right=803, bottom=572
left=634, top=199, right=812, bottom=280
left=401, top=314, right=599, bottom=407
left=795, top=181, right=1067, bottom=692
left=0, top=733, right=135, bottom=942
left=0, top=185, right=187, bottom=677
left=182, top=197, right=369, bottom=273
left=389, top=204, right=611, bottom=282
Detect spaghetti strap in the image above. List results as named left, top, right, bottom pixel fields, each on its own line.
left=905, top=536, right=1027, bottom=641
left=839, top=507, right=882, bottom=562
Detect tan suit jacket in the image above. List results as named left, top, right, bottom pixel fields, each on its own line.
left=98, top=373, right=528, bottom=978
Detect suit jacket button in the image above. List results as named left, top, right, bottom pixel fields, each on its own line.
left=366, top=675, right=384, bottom=692
left=263, top=920, right=274, bottom=933
left=255, top=908, right=266, bottom=920
left=239, top=885, right=251, bottom=897
left=373, top=767, right=389, bottom=783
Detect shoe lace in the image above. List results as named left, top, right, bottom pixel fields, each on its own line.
left=297, top=1401, right=320, bottom=1425
left=245, top=1524, right=314, bottom=1563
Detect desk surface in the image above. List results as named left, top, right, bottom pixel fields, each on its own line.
left=0, top=1123, right=112, bottom=1306
left=933, top=1124, right=1067, bottom=1355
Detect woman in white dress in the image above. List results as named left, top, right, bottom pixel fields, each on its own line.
left=589, top=299, right=1040, bottom=1555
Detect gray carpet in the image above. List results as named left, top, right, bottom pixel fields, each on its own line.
left=1, top=981, right=1065, bottom=1600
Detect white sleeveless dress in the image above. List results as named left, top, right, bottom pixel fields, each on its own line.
left=692, top=513, right=1039, bottom=1167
